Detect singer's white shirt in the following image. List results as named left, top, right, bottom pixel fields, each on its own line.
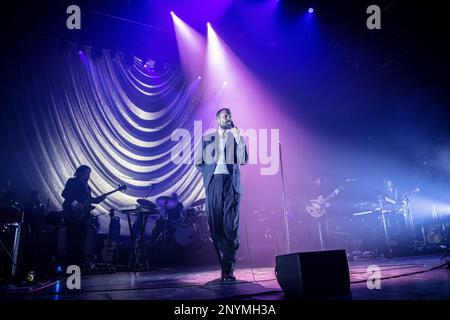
left=214, top=132, right=229, bottom=175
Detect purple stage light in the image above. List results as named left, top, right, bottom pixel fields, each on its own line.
left=206, top=21, right=229, bottom=91
left=308, top=7, right=314, bottom=14
left=144, top=59, right=156, bottom=69
left=197, top=75, right=202, bottom=80
left=171, top=11, right=206, bottom=80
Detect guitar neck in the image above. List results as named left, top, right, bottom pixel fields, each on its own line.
left=102, top=189, right=120, bottom=198
left=323, top=189, right=340, bottom=202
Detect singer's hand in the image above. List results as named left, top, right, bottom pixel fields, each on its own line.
left=230, top=127, right=242, bottom=143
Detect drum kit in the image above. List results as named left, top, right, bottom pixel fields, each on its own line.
left=187, top=198, right=211, bottom=243
left=175, top=200, right=208, bottom=245
left=121, top=196, right=209, bottom=249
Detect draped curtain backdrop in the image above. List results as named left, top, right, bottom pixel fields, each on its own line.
left=11, top=40, right=211, bottom=234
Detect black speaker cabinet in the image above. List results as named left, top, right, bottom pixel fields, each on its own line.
left=275, top=250, right=350, bottom=296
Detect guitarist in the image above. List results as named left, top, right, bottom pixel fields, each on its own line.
left=62, top=165, right=106, bottom=267
left=304, top=177, right=343, bottom=250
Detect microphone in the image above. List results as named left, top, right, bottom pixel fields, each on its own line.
left=226, top=120, right=234, bottom=130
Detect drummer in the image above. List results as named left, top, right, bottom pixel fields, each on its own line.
left=166, top=192, right=183, bottom=222
left=151, top=193, right=184, bottom=245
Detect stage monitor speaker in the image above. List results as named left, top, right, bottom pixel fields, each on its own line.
left=275, top=249, right=350, bottom=296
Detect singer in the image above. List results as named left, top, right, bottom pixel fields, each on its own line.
left=196, top=108, right=248, bottom=281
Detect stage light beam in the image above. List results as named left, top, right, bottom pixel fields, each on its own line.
left=171, top=11, right=206, bottom=79
left=206, top=22, right=229, bottom=91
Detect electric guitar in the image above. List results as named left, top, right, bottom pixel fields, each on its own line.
left=306, top=186, right=343, bottom=218
left=66, top=184, right=127, bottom=222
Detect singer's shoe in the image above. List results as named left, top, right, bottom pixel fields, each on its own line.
left=221, top=272, right=236, bottom=282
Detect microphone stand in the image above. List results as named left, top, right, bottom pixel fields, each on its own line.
left=279, top=142, right=290, bottom=254
left=144, top=184, right=155, bottom=200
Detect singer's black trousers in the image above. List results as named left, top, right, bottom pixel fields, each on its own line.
left=206, top=174, right=240, bottom=275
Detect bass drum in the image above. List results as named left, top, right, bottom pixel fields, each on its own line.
left=175, top=224, right=194, bottom=246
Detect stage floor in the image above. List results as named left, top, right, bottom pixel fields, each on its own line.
left=1, top=254, right=449, bottom=300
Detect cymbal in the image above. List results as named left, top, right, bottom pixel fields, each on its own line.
left=137, top=198, right=157, bottom=209
left=119, top=205, right=137, bottom=212
left=120, top=206, right=159, bottom=215
left=191, top=198, right=206, bottom=207
left=156, top=196, right=177, bottom=209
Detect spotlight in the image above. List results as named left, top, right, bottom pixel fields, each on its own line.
left=223, top=81, right=228, bottom=86
left=197, top=75, right=202, bottom=80
left=308, top=7, right=314, bottom=14
left=170, top=10, right=174, bottom=16
left=144, top=59, right=156, bottom=69
left=206, top=22, right=211, bottom=28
